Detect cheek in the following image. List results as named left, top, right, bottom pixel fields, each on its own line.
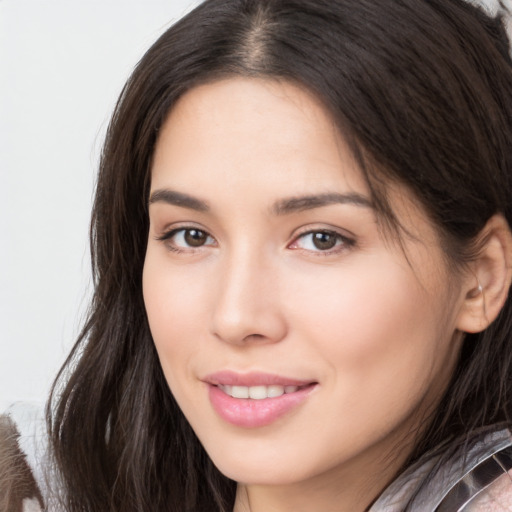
left=287, top=254, right=457, bottom=397
left=142, top=255, right=210, bottom=385
left=280, top=259, right=460, bottom=458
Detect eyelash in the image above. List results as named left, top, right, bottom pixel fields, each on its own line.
left=156, top=227, right=355, bottom=255
left=289, top=229, right=355, bottom=255
left=156, top=227, right=216, bottom=253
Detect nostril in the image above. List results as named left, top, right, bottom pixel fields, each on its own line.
left=242, top=333, right=265, bottom=342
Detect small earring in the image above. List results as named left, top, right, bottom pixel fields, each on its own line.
left=467, top=280, right=483, bottom=299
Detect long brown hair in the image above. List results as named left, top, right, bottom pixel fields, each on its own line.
left=48, top=1, right=512, bottom=510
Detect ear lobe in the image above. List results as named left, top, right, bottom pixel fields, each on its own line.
left=456, top=214, right=512, bottom=334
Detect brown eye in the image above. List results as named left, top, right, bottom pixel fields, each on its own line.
left=289, top=229, right=354, bottom=254
left=184, top=229, right=208, bottom=247
left=158, top=227, right=215, bottom=252
left=311, top=231, right=338, bottom=250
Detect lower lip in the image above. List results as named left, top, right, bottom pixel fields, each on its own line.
left=208, top=384, right=316, bottom=428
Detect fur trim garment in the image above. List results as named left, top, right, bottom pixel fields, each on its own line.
left=0, top=414, right=43, bottom=512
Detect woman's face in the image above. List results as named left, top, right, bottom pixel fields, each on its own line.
left=143, top=78, right=467, bottom=496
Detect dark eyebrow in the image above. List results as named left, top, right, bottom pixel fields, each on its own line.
left=271, top=192, right=372, bottom=215
left=148, top=189, right=210, bottom=212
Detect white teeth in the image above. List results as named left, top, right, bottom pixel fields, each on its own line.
left=248, top=385, right=267, bottom=399
left=218, top=384, right=301, bottom=399
left=231, top=386, right=249, bottom=399
left=267, top=385, right=285, bottom=398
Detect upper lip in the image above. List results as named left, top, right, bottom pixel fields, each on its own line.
left=202, top=370, right=316, bottom=387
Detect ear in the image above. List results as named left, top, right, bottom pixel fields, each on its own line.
left=456, top=214, right=512, bottom=333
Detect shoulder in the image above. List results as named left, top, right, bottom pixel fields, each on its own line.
left=1, top=402, right=49, bottom=512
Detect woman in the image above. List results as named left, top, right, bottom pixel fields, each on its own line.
left=36, top=0, right=512, bottom=510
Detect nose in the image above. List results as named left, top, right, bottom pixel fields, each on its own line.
left=210, top=249, right=287, bottom=346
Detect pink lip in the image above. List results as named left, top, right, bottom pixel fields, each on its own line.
left=204, top=370, right=312, bottom=387
left=204, top=371, right=317, bottom=428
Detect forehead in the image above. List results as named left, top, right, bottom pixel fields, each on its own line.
left=151, top=77, right=368, bottom=198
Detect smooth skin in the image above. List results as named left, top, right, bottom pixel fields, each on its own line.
left=143, top=78, right=511, bottom=512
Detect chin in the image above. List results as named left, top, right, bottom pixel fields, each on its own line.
left=215, top=461, right=305, bottom=486
left=203, top=441, right=320, bottom=486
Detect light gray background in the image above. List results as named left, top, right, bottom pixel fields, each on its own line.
left=0, top=0, right=198, bottom=410
left=0, top=0, right=507, bottom=411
